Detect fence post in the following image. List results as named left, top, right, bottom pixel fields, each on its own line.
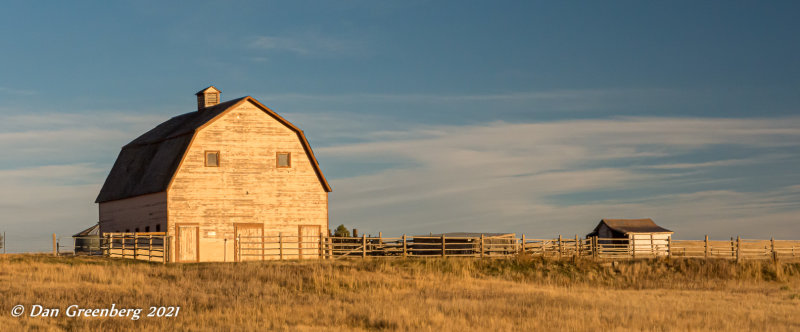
left=162, top=236, right=169, bottom=264
left=631, top=235, right=636, bottom=259
left=730, top=237, right=735, bottom=259
left=52, top=233, right=57, bottom=256
left=736, top=236, right=741, bottom=263
left=704, top=235, right=709, bottom=259
left=575, top=234, right=580, bottom=257
left=403, top=234, right=407, bottom=258
left=133, top=234, right=138, bottom=260
left=521, top=234, right=526, bottom=254
left=279, top=233, right=283, bottom=260
left=480, top=234, right=485, bottom=258
left=107, top=234, right=112, bottom=257
left=771, top=237, right=776, bottom=262
left=319, top=232, right=324, bottom=259
left=148, top=235, right=153, bottom=262
left=362, top=234, right=367, bottom=258
left=558, top=235, right=562, bottom=259
left=441, top=234, right=446, bottom=257
left=667, top=236, right=672, bottom=259
left=262, top=234, right=266, bottom=261
left=237, top=234, right=241, bottom=262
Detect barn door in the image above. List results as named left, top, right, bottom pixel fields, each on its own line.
left=235, top=223, right=264, bottom=262
left=298, top=225, right=321, bottom=259
left=176, top=224, right=199, bottom=262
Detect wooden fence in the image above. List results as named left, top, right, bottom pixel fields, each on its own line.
left=64, top=233, right=171, bottom=263
left=235, top=234, right=800, bottom=261
left=59, top=233, right=800, bottom=263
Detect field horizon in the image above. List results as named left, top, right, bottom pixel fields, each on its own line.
left=2, top=254, right=800, bottom=331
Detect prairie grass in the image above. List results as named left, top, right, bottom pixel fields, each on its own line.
left=1, top=254, right=800, bottom=331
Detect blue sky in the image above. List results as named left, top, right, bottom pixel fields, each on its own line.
left=1, top=1, right=799, bottom=252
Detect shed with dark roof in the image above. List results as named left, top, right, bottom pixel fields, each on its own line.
left=587, top=218, right=673, bottom=256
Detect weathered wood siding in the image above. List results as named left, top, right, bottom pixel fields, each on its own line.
left=167, top=100, right=328, bottom=262
left=630, top=233, right=671, bottom=256
left=98, top=192, right=167, bottom=234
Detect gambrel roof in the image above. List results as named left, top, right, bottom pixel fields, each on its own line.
left=95, top=96, right=331, bottom=203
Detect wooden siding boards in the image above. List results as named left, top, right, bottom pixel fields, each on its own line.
left=95, top=96, right=330, bottom=203
left=167, top=100, right=328, bottom=262
left=96, top=93, right=330, bottom=262
left=98, top=192, right=167, bottom=234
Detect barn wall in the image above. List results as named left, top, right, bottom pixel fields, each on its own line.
left=167, top=100, right=328, bottom=262
left=98, top=192, right=167, bottom=234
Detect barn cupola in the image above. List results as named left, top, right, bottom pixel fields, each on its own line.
left=195, top=86, right=221, bottom=110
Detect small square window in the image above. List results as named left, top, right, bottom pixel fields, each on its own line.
left=145, top=226, right=150, bottom=232
left=277, top=152, right=291, bottom=168
left=156, top=224, right=161, bottom=232
left=205, top=151, right=220, bottom=167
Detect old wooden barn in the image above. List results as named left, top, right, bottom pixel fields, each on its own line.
left=95, top=86, right=331, bottom=262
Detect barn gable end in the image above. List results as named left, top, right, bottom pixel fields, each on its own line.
left=95, top=88, right=331, bottom=262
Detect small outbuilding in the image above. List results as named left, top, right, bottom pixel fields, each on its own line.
left=73, top=224, right=102, bottom=255
left=586, top=218, right=673, bottom=256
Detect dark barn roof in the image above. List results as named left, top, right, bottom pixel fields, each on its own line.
left=95, top=96, right=331, bottom=203
left=587, top=218, right=673, bottom=237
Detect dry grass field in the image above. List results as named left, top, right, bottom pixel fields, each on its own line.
left=2, top=254, right=800, bottom=331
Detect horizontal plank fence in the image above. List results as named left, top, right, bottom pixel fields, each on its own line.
left=61, top=233, right=171, bottom=263
left=233, top=234, right=800, bottom=262
left=58, top=232, right=800, bottom=263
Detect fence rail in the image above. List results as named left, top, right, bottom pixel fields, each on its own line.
left=56, top=232, right=800, bottom=263
left=234, top=234, right=800, bottom=261
left=60, top=233, right=171, bottom=263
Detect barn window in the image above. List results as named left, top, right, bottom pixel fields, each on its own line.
left=277, top=152, right=291, bottom=168
left=135, top=228, right=139, bottom=233
left=145, top=226, right=150, bottom=232
left=156, top=224, right=161, bottom=232
left=205, top=151, right=220, bottom=167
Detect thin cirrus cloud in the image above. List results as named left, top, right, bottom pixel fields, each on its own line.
left=0, top=86, right=37, bottom=96
left=318, top=116, right=800, bottom=240
left=247, top=34, right=366, bottom=56
left=3, top=107, right=800, bottom=251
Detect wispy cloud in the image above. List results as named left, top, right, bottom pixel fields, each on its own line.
left=260, top=88, right=675, bottom=104
left=321, top=116, right=800, bottom=239
left=248, top=33, right=365, bottom=56
left=0, top=86, right=37, bottom=95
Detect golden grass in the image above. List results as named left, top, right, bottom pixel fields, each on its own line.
left=2, top=254, right=800, bottom=331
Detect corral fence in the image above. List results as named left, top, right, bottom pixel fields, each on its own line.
left=235, top=234, right=800, bottom=261
left=51, top=232, right=800, bottom=263
left=57, top=233, right=171, bottom=263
